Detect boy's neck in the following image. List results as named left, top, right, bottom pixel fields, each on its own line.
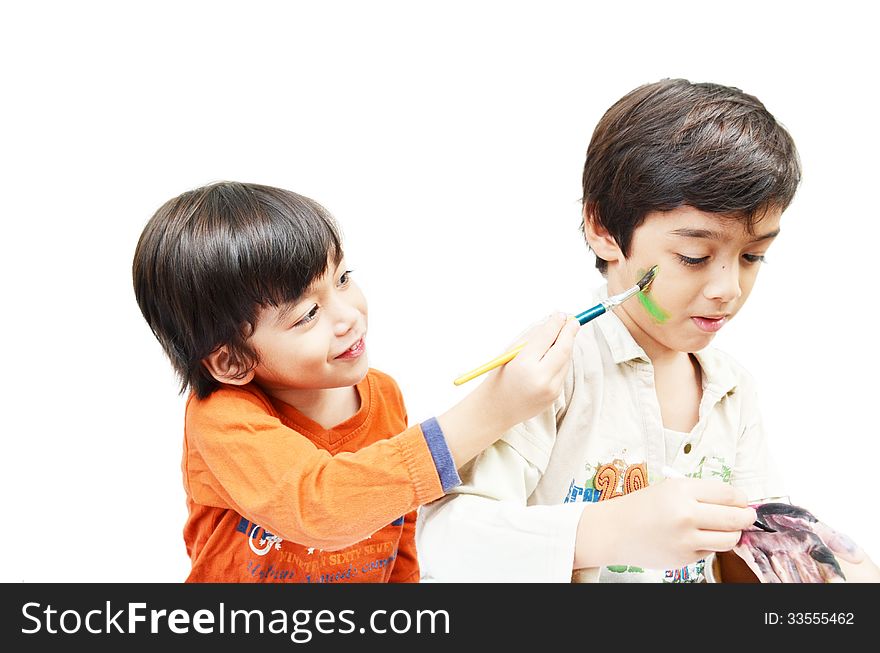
left=609, top=295, right=703, bottom=431
left=609, top=302, right=686, bottom=368
left=604, top=278, right=685, bottom=367
left=265, top=385, right=361, bottom=430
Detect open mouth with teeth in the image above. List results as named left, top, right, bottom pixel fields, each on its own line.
left=335, top=338, right=365, bottom=359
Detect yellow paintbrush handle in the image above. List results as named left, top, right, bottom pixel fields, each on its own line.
left=453, top=342, right=527, bottom=386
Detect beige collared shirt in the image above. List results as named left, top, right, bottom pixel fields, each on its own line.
left=417, top=287, right=784, bottom=582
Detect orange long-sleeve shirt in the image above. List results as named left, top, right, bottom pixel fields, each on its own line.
left=182, top=368, right=456, bottom=582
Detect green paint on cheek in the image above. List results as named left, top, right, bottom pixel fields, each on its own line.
left=635, top=267, right=670, bottom=323
left=638, top=291, right=670, bottom=323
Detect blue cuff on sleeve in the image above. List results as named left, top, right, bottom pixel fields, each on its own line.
left=420, top=417, right=461, bottom=492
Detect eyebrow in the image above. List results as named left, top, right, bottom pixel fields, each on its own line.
left=669, top=227, right=781, bottom=243
left=270, top=262, right=345, bottom=326
left=273, top=303, right=298, bottom=326
left=271, top=276, right=326, bottom=326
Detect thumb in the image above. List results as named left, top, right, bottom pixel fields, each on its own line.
left=814, top=521, right=865, bottom=564
left=516, top=313, right=568, bottom=361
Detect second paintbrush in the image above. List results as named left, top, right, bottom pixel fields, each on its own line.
left=453, top=266, right=659, bottom=386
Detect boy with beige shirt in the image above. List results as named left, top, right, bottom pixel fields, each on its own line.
left=417, top=79, right=878, bottom=583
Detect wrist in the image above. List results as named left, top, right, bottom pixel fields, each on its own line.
left=573, top=500, right=617, bottom=569
left=437, top=382, right=513, bottom=469
left=461, top=378, right=521, bottom=434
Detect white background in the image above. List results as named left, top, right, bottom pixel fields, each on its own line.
left=1, top=1, right=877, bottom=582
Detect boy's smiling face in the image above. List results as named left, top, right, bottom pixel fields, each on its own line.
left=600, top=205, right=781, bottom=359
left=246, top=258, right=369, bottom=397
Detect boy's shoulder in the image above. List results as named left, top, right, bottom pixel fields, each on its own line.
left=364, top=367, right=406, bottom=411
left=185, top=383, right=278, bottom=429
left=184, top=370, right=407, bottom=435
left=365, top=367, right=399, bottom=390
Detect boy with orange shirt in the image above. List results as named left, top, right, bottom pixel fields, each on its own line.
left=133, top=181, right=577, bottom=582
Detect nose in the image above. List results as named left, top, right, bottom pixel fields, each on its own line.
left=331, top=294, right=361, bottom=337
left=702, top=262, right=742, bottom=304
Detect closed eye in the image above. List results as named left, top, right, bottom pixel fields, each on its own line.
left=743, top=254, right=767, bottom=264
left=676, top=254, right=709, bottom=267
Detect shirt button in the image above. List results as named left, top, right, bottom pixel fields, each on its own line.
left=683, top=443, right=692, bottom=454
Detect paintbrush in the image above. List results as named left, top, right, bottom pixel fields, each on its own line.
left=453, top=265, right=659, bottom=386
left=661, top=466, right=775, bottom=532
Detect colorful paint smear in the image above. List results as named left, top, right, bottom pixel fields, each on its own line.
left=636, top=267, right=669, bottom=323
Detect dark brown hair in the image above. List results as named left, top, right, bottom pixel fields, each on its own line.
left=581, top=78, right=801, bottom=273
left=133, top=181, right=343, bottom=398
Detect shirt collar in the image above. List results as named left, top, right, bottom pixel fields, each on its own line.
left=692, top=348, right=739, bottom=397
left=591, top=283, right=739, bottom=396
left=592, top=284, right=649, bottom=364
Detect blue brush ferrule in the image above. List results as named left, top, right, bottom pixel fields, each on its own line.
left=575, top=304, right=606, bottom=325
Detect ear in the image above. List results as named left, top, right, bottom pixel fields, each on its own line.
left=582, top=204, right=624, bottom=265
left=202, top=345, right=255, bottom=386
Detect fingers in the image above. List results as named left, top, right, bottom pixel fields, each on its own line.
left=812, top=521, right=865, bottom=564
left=836, top=554, right=880, bottom=582
left=809, top=545, right=847, bottom=582
left=681, top=477, right=751, bottom=508
left=537, top=315, right=579, bottom=370
left=734, top=542, right=781, bottom=583
left=734, top=530, right=849, bottom=583
left=515, top=313, right=571, bottom=362
left=692, top=528, right=744, bottom=553
left=750, top=547, right=781, bottom=583
left=753, top=503, right=864, bottom=567
left=694, top=502, right=758, bottom=533
left=784, top=554, right=809, bottom=583
left=769, top=551, right=798, bottom=583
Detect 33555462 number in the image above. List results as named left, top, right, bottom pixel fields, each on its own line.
left=764, top=612, right=854, bottom=625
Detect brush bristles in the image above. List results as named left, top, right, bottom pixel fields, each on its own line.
left=636, top=265, right=658, bottom=291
